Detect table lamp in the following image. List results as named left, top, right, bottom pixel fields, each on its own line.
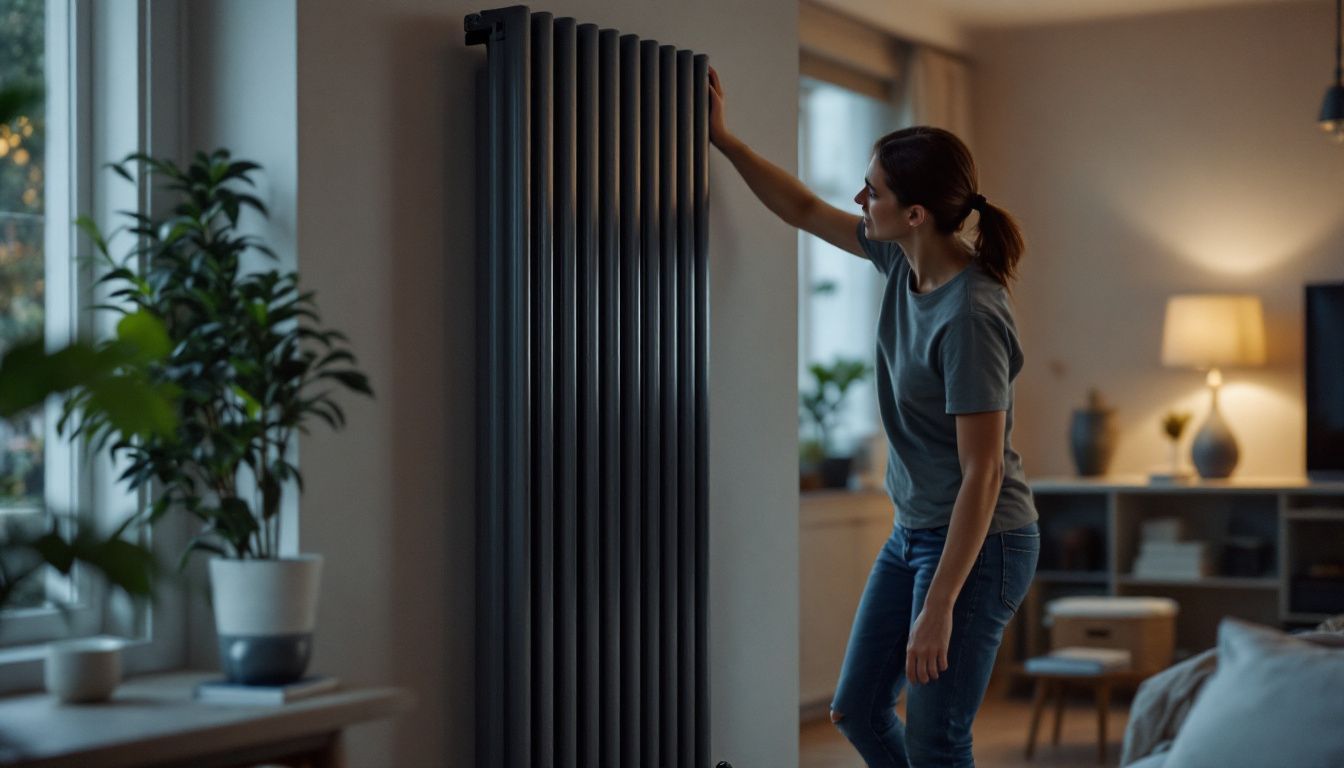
left=1161, top=294, right=1266, bottom=479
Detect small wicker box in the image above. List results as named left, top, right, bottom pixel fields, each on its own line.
left=1045, top=596, right=1178, bottom=676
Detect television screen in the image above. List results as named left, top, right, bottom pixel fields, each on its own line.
left=1306, top=283, right=1344, bottom=480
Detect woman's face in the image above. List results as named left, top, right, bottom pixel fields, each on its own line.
left=854, top=154, right=905, bottom=241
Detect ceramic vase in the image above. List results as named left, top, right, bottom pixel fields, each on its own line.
left=1070, top=407, right=1117, bottom=477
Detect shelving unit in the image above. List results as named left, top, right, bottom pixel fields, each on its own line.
left=1035, top=570, right=1109, bottom=584
left=1115, top=575, right=1278, bottom=589
left=1012, top=476, right=1344, bottom=664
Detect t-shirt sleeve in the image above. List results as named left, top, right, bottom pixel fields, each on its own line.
left=940, top=310, right=1012, bottom=415
left=855, top=218, right=897, bottom=276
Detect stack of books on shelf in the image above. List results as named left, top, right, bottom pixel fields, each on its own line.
left=1132, top=517, right=1213, bottom=580
left=1025, top=646, right=1132, bottom=675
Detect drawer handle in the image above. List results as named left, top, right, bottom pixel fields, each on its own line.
left=1085, top=628, right=1111, bottom=638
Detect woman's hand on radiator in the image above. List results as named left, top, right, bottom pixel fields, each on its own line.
left=708, top=66, right=731, bottom=148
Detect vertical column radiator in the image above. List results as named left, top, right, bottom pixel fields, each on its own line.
left=467, top=7, right=723, bottom=767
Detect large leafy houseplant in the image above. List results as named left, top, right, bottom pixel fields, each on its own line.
left=0, top=314, right=174, bottom=615
left=69, top=148, right=372, bottom=685
left=70, top=149, right=372, bottom=564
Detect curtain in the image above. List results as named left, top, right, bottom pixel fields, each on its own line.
left=897, top=45, right=974, bottom=151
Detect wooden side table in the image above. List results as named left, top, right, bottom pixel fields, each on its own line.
left=1023, top=669, right=1140, bottom=765
left=0, top=670, right=414, bottom=768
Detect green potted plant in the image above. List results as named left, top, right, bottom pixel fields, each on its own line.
left=1156, top=410, right=1193, bottom=482
left=70, top=149, right=372, bottom=685
left=0, top=318, right=174, bottom=618
left=800, top=356, right=872, bottom=489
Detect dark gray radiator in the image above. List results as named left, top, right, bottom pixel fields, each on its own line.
left=466, top=7, right=717, bottom=767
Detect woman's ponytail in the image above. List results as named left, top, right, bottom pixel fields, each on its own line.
left=971, top=201, right=1024, bottom=289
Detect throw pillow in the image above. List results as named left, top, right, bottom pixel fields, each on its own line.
left=1162, top=617, right=1344, bottom=768
left=1315, top=613, right=1344, bottom=633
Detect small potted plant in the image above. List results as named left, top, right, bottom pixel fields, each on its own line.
left=1152, top=410, right=1194, bottom=482
left=800, top=357, right=872, bottom=489
left=798, top=436, right=825, bottom=491
left=70, top=149, right=372, bottom=686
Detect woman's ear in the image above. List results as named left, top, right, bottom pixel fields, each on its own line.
left=906, top=204, right=928, bottom=228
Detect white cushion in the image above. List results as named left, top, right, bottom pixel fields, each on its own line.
left=1124, top=752, right=1169, bottom=768
left=1045, top=596, right=1178, bottom=619
left=1161, top=618, right=1344, bottom=768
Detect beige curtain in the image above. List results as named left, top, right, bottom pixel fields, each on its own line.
left=897, top=46, right=974, bottom=150
left=798, top=0, right=905, bottom=101
left=797, top=0, right=974, bottom=148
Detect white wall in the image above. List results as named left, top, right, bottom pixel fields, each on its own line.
left=285, top=0, right=801, bottom=765
left=182, top=0, right=300, bottom=670
left=969, top=0, right=1344, bottom=480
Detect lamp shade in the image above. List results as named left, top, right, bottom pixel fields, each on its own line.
left=1161, top=294, right=1266, bottom=369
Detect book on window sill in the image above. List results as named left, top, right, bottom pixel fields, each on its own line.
left=195, top=675, right=339, bottom=705
left=1024, top=647, right=1131, bottom=676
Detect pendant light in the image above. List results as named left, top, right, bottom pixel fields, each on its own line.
left=1321, top=0, right=1344, bottom=142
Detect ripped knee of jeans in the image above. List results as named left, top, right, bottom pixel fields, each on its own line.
left=830, top=708, right=844, bottom=724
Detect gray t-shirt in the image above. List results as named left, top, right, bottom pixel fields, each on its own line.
left=856, top=219, right=1037, bottom=534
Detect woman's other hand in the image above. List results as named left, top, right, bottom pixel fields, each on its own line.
left=708, top=65, right=731, bottom=148
left=906, top=603, right=953, bottom=685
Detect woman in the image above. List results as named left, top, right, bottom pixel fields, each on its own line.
left=707, top=67, right=1040, bottom=768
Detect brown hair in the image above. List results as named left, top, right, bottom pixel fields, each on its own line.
left=871, top=126, right=1024, bottom=288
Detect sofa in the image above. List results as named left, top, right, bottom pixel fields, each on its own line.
left=1120, top=614, right=1344, bottom=768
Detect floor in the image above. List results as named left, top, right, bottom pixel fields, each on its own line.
left=800, top=687, right=1134, bottom=768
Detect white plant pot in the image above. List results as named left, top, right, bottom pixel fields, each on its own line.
left=209, top=555, right=323, bottom=685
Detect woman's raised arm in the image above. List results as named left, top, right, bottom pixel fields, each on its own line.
left=709, top=66, right=863, bottom=258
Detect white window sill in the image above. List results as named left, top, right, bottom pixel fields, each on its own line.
left=0, top=670, right=414, bottom=767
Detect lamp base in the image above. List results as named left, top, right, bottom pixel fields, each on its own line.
left=1191, top=398, right=1239, bottom=479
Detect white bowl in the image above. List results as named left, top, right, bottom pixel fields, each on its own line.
left=45, top=636, right=124, bottom=703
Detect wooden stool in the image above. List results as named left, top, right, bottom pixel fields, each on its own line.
left=1023, top=670, right=1129, bottom=765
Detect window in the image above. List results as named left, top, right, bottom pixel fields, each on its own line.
left=0, top=5, right=46, bottom=540
left=797, top=75, right=901, bottom=458
left=0, top=0, right=187, bottom=688
left=0, top=0, right=90, bottom=641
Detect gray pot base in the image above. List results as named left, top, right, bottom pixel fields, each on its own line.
left=218, top=633, right=313, bottom=686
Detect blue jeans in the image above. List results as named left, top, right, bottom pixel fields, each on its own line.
left=830, top=520, right=1040, bottom=767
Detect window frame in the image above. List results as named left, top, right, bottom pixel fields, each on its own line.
left=796, top=75, right=895, bottom=455
left=0, top=0, right=188, bottom=694
left=0, top=0, right=98, bottom=649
